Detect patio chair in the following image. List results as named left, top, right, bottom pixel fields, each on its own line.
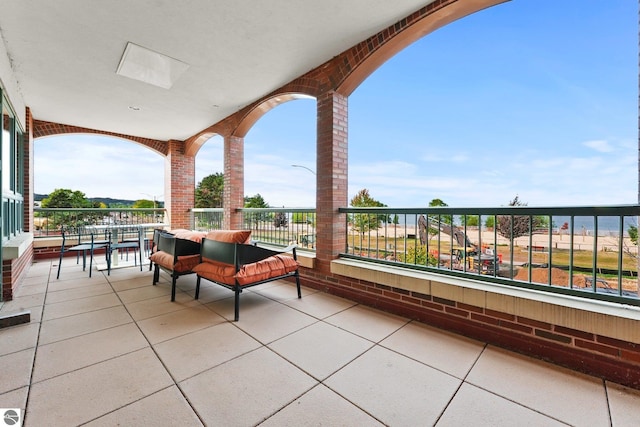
left=76, top=226, right=110, bottom=264
left=57, top=227, right=109, bottom=279
left=106, top=227, right=143, bottom=275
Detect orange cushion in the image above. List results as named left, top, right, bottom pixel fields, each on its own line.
left=171, top=230, right=207, bottom=243
left=205, top=230, right=252, bottom=244
left=150, top=251, right=200, bottom=273
left=193, top=259, right=236, bottom=285
left=236, top=256, right=286, bottom=285
left=275, top=254, right=299, bottom=273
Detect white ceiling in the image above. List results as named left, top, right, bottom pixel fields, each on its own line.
left=0, top=0, right=436, bottom=141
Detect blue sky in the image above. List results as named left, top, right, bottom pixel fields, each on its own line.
left=35, top=0, right=637, bottom=208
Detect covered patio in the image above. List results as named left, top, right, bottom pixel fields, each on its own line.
left=2, top=1, right=640, bottom=424
left=1, top=261, right=639, bottom=426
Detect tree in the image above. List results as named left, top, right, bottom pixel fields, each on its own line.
left=629, top=225, right=638, bottom=245
left=244, top=193, right=269, bottom=208
left=349, top=189, right=387, bottom=241
left=621, top=222, right=638, bottom=261
left=496, top=196, right=543, bottom=240
left=195, top=173, right=224, bottom=208
left=40, top=188, right=95, bottom=229
left=41, top=188, right=91, bottom=208
left=428, top=199, right=453, bottom=224
left=485, top=216, right=495, bottom=229
left=421, top=199, right=453, bottom=244
left=460, top=215, right=479, bottom=227
left=398, top=244, right=438, bottom=267
left=133, top=199, right=155, bottom=209
left=244, top=193, right=270, bottom=226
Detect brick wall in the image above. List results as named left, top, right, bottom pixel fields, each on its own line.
left=165, top=140, right=195, bottom=229
left=2, top=245, right=33, bottom=301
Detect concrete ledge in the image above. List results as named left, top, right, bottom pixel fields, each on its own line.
left=331, top=258, right=640, bottom=344
left=0, top=310, right=31, bottom=329
left=296, top=251, right=315, bottom=269
left=2, top=233, right=34, bottom=260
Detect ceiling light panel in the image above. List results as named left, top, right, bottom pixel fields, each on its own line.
left=116, top=42, right=189, bottom=89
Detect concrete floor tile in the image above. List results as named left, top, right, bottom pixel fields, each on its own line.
left=154, top=322, right=261, bottom=381
left=282, top=291, right=357, bottom=319
left=42, top=292, right=121, bottom=321
left=0, top=292, right=45, bottom=312
left=109, top=274, right=153, bottom=291
left=606, top=382, right=640, bottom=427
left=117, top=283, right=172, bottom=303
left=38, top=305, right=133, bottom=345
left=124, top=292, right=201, bottom=321
left=204, top=291, right=274, bottom=320
left=137, top=305, right=226, bottom=344
left=467, top=346, right=610, bottom=426
left=269, top=321, right=373, bottom=380
left=0, top=322, right=40, bottom=356
left=189, top=281, right=236, bottom=303
left=252, top=280, right=315, bottom=301
left=0, top=348, right=34, bottom=395
left=325, top=345, right=461, bottom=426
left=325, top=304, right=409, bottom=342
left=227, top=297, right=317, bottom=344
left=26, top=348, right=174, bottom=427
left=85, top=386, right=203, bottom=426
left=49, top=269, right=109, bottom=287
left=380, top=321, right=484, bottom=378
left=32, top=323, right=149, bottom=382
left=45, top=282, right=113, bottom=304
left=46, top=276, right=108, bottom=293
left=0, top=386, right=29, bottom=414
left=260, top=384, right=385, bottom=426
left=436, top=383, right=566, bottom=426
left=180, top=347, right=316, bottom=426
left=13, top=281, right=47, bottom=297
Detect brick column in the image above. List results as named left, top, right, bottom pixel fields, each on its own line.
left=315, top=91, right=348, bottom=273
left=24, top=108, right=34, bottom=232
left=224, top=135, right=244, bottom=229
left=165, top=139, right=195, bottom=229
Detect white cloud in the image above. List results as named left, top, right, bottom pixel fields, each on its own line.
left=583, top=139, right=614, bottom=153
left=35, top=135, right=164, bottom=200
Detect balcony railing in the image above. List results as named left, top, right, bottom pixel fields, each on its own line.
left=340, top=205, right=640, bottom=306
left=191, top=208, right=317, bottom=249
left=38, top=205, right=639, bottom=306
left=34, top=207, right=167, bottom=237
left=191, top=208, right=224, bottom=231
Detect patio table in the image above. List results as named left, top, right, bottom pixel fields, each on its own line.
left=86, top=223, right=168, bottom=271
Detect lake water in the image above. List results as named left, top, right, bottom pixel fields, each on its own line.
left=388, top=214, right=636, bottom=237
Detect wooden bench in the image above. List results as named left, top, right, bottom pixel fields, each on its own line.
left=193, top=237, right=300, bottom=321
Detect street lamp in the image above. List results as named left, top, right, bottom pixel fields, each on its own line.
left=291, top=164, right=316, bottom=175
left=140, top=193, right=162, bottom=208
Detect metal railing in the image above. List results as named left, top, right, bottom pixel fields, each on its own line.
left=190, top=207, right=317, bottom=249
left=340, top=205, right=640, bottom=306
left=239, top=208, right=317, bottom=249
left=40, top=205, right=639, bottom=306
left=34, top=208, right=167, bottom=237
left=191, top=208, right=224, bottom=231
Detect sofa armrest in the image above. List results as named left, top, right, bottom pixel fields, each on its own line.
left=237, top=243, right=297, bottom=265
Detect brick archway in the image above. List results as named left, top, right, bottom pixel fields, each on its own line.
left=33, top=119, right=168, bottom=156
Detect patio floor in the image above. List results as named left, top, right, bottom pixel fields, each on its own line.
left=1, top=258, right=640, bottom=426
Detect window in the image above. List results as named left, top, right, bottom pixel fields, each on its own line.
left=1, top=90, right=25, bottom=241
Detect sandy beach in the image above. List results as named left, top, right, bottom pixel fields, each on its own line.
left=372, top=225, right=637, bottom=254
